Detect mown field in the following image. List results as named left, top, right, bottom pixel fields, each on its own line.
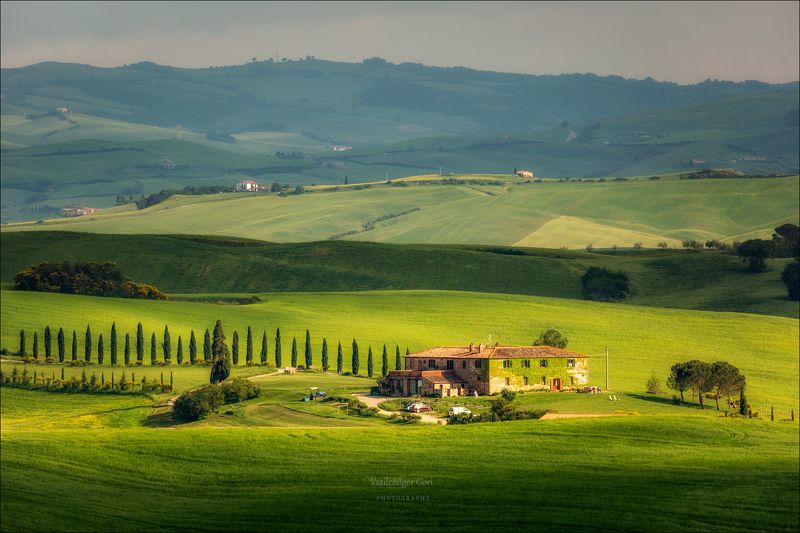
left=1, top=289, right=797, bottom=412
left=6, top=176, right=797, bottom=250
left=1, top=384, right=797, bottom=532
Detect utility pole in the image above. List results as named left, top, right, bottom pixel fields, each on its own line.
left=605, top=347, right=609, bottom=391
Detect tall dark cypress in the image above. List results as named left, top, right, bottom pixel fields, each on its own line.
left=406, top=348, right=410, bottom=355
left=336, top=341, right=343, bottom=374
left=260, top=332, right=268, bottom=365
left=163, top=325, right=171, bottom=364
left=71, top=330, right=77, bottom=361
left=291, top=337, right=298, bottom=367
left=136, top=323, right=144, bottom=363
left=57, top=328, right=65, bottom=362
left=381, top=344, right=388, bottom=376
left=395, top=345, right=401, bottom=370
left=367, top=346, right=374, bottom=377
left=321, top=338, right=329, bottom=371
left=18, top=329, right=25, bottom=356
left=124, top=333, right=131, bottom=365
left=304, top=330, right=312, bottom=368
left=210, top=320, right=231, bottom=384
left=203, top=329, right=211, bottom=362
left=44, top=326, right=52, bottom=359
left=84, top=325, right=92, bottom=363
left=275, top=328, right=282, bottom=368
left=351, top=339, right=359, bottom=375
left=232, top=331, right=240, bottom=366
left=176, top=336, right=183, bottom=365
left=32, top=332, right=39, bottom=360
left=189, top=330, right=197, bottom=364
left=150, top=332, right=157, bottom=366
left=110, top=322, right=117, bottom=366
left=246, top=327, right=253, bottom=365
left=97, top=334, right=104, bottom=365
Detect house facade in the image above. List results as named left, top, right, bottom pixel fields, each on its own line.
left=235, top=180, right=259, bottom=192
left=378, top=344, right=589, bottom=397
left=515, top=170, right=534, bottom=179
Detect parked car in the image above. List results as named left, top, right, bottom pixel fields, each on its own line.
left=407, top=402, right=432, bottom=413
left=448, top=406, right=472, bottom=416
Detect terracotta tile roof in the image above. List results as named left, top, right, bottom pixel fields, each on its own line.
left=406, top=345, right=588, bottom=359
left=384, top=370, right=468, bottom=385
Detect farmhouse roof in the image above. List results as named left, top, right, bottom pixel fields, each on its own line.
left=405, top=345, right=588, bottom=360
left=385, top=370, right=469, bottom=384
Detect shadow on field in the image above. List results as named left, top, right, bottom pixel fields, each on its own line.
left=628, top=393, right=706, bottom=411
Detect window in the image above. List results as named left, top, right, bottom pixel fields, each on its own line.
left=505, top=377, right=510, bottom=386
left=539, top=359, right=548, bottom=368
left=462, top=361, right=467, bottom=369
left=428, top=359, right=436, bottom=369
left=567, top=358, right=575, bottom=368
left=522, top=359, right=531, bottom=368
left=446, top=360, right=454, bottom=370
left=502, top=360, right=512, bottom=368
left=475, top=360, right=482, bottom=369
left=523, top=377, right=529, bottom=386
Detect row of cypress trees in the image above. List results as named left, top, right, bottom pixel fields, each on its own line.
left=14, top=325, right=408, bottom=376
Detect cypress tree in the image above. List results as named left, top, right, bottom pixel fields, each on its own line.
left=97, top=334, right=104, bottom=365
left=739, top=386, right=747, bottom=416
left=71, top=330, right=77, bottom=361
left=136, top=323, right=144, bottom=363
left=189, top=330, right=197, bottom=364
left=406, top=347, right=410, bottom=355
left=210, top=320, right=231, bottom=383
left=368, top=346, right=374, bottom=377
left=232, top=331, right=240, bottom=366
left=291, top=337, right=298, bottom=367
left=246, top=326, right=253, bottom=365
left=33, top=332, right=39, bottom=360
left=110, top=322, right=117, bottom=366
left=163, top=325, right=171, bottom=364
left=395, top=345, right=401, bottom=370
left=18, top=329, right=25, bottom=356
left=124, top=333, right=131, bottom=365
left=382, top=344, right=388, bottom=376
left=260, top=332, right=268, bottom=365
left=44, top=326, right=52, bottom=359
left=176, top=336, right=183, bottom=365
left=275, top=328, right=282, bottom=368
left=352, top=339, right=359, bottom=375
left=304, top=330, right=312, bottom=368
left=203, top=329, right=211, bottom=362
left=336, top=341, right=343, bottom=374
left=57, top=328, right=65, bottom=362
left=321, top=338, right=329, bottom=371
left=150, top=332, right=157, bottom=365
left=84, top=325, right=92, bottom=363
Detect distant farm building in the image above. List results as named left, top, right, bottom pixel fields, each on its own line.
left=235, top=180, right=260, bottom=192
left=56, top=107, right=71, bottom=114
left=60, top=207, right=101, bottom=217
left=329, top=145, right=352, bottom=152
left=160, top=159, right=176, bottom=170
left=515, top=169, right=534, bottom=179
left=378, top=344, right=589, bottom=397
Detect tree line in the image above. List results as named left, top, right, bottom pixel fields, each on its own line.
left=0, top=365, right=173, bottom=394
left=11, top=322, right=409, bottom=377
left=667, top=360, right=746, bottom=412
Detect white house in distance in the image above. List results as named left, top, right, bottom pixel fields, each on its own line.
left=235, top=180, right=260, bottom=192
left=515, top=169, right=534, bottom=179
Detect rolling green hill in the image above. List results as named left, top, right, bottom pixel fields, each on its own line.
left=1, top=232, right=796, bottom=317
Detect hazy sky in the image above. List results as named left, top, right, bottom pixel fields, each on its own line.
left=2, top=1, right=798, bottom=83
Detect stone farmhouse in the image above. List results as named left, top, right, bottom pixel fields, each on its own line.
left=235, top=180, right=260, bottom=192
left=515, top=169, right=534, bottom=179
left=378, top=344, right=589, bottom=397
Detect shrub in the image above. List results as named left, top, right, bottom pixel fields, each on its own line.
left=646, top=372, right=664, bottom=394
left=174, top=385, right=224, bottom=420
left=581, top=267, right=631, bottom=302
left=220, top=378, right=261, bottom=403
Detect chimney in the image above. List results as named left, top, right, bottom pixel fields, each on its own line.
left=478, top=343, right=484, bottom=352
left=469, top=342, right=474, bottom=353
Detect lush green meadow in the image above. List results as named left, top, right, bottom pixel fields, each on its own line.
left=1, top=289, right=797, bottom=412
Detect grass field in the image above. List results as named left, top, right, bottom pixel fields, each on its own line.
left=1, top=289, right=797, bottom=412
left=6, top=176, right=797, bottom=249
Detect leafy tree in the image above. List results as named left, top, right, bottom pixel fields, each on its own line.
left=352, top=339, right=359, bottom=375
left=174, top=385, right=224, bottom=420
left=71, top=330, right=77, bottom=361
left=32, top=332, right=39, bottom=360
left=110, top=322, right=117, bottom=366
left=232, top=331, right=240, bottom=366
left=246, top=326, right=253, bottom=365
left=275, top=328, right=282, bottom=367
left=711, top=361, right=745, bottom=411
left=18, top=329, right=25, bottom=356
left=291, top=337, right=298, bottom=367
left=686, top=360, right=714, bottom=409
left=645, top=371, right=663, bottom=394
left=337, top=341, right=343, bottom=374
left=97, top=334, right=104, bottom=365
left=395, top=345, right=402, bottom=370
left=210, top=320, right=231, bottom=383
left=771, top=223, right=800, bottom=257
left=367, top=346, right=374, bottom=377
left=176, top=336, right=183, bottom=365
left=304, top=330, right=312, bottom=368
left=57, top=327, right=65, bottom=362
left=667, top=361, right=692, bottom=403
left=189, top=330, right=197, bottom=364
left=150, top=332, right=157, bottom=365
left=163, top=326, right=171, bottom=364
left=260, top=332, right=268, bottom=364
left=657, top=241, right=669, bottom=250
left=44, top=326, right=52, bottom=359
left=124, top=333, right=131, bottom=365
left=582, top=267, right=631, bottom=302
left=203, top=329, right=212, bottom=362
left=85, top=325, right=92, bottom=363
left=321, top=338, right=329, bottom=371
left=136, top=323, right=144, bottom=363
left=381, top=345, right=388, bottom=376
left=681, top=239, right=704, bottom=252
left=736, top=239, right=773, bottom=273
left=781, top=258, right=799, bottom=300
left=534, top=328, right=569, bottom=349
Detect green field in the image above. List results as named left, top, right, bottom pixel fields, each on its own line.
left=5, top=176, right=798, bottom=250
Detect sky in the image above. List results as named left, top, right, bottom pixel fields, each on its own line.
left=1, top=1, right=798, bottom=84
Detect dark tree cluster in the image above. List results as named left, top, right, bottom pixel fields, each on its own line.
left=135, top=185, right=233, bottom=210
left=668, top=360, right=745, bottom=411
left=13, top=261, right=165, bottom=300
left=581, top=267, right=631, bottom=302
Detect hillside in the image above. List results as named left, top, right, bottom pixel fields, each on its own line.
left=1, top=232, right=796, bottom=317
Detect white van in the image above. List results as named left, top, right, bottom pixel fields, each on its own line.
left=448, top=406, right=472, bottom=416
